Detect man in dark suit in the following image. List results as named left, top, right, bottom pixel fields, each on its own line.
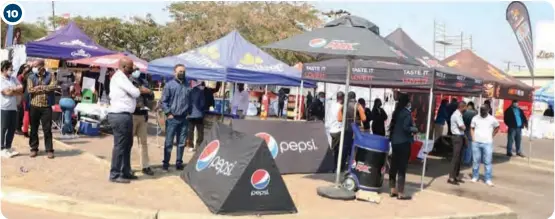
left=503, top=100, right=528, bottom=157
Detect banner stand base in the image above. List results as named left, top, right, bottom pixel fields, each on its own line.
left=316, top=185, right=356, bottom=200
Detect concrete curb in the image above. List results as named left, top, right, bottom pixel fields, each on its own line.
left=1, top=186, right=516, bottom=219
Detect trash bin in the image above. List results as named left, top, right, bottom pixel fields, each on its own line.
left=342, top=124, right=390, bottom=192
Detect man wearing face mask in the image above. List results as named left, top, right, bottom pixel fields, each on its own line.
left=470, top=106, right=499, bottom=186
left=186, top=80, right=206, bottom=152
left=160, top=64, right=191, bottom=172
left=107, top=58, right=150, bottom=183
left=448, top=101, right=467, bottom=185
left=129, top=69, right=154, bottom=176
left=307, top=92, right=325, bottom=121
left=27, top=60, right=58, bottom=159
left=231, top=83, right=249, bottom=119
left=503, top=100, right=528, bottom=157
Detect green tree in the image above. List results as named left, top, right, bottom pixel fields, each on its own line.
left=1, top=21, right=48, bottom=48
left=165, top=2, right=322, bottom=64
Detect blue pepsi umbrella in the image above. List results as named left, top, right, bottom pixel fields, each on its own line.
left=148, top=30, right=314, bottom=87
left=26, top=22, right=116, bottom=60
left=534, top=82, right=554, bottom=106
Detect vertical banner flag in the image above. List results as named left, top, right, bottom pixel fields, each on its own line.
left=506, top=1, right=534, bottom=76
left=4, top=25, right=14, bottom=49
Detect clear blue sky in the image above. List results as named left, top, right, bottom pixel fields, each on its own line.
left=19, top=1, right=554, bottom=70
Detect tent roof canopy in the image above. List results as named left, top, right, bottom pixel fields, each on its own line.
left=148, top=30, right=313, bottom=87
left=25, top=21, right=116, bottom=60
left=442, top=49, right=534, bottom=101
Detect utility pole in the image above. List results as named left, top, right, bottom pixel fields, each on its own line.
left=513, top=64, right=526, bottom=72
left=502, top=60, right=514, bottom=72
left=51, top=1, right=56, bottom=30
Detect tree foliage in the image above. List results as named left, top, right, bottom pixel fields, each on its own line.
left=4, top=2, right=325, bottom=64
left=1, top=21, right=48, bottom=47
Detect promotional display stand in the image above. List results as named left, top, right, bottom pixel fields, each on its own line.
left=232, top=119, right=335, bottom=174
left=182, top=123, right=297, bottom=215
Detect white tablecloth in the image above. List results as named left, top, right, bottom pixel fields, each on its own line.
left=74, top=103, right=110, bottom=121
left=417, top=140, right=435, bottom=160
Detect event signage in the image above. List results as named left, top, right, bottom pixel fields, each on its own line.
left=231, top=120, right=334, bottom=174
left=235, top=53, right=285, bottom=73
left=71, top=49, right=91, bottom=58
left=182, top=123, right=296, bottom=215
left=60, top=39, right=99, bottom=49
left=308, top=38, right=359, bottom=51
left=506, top=1, right=535, bottom=76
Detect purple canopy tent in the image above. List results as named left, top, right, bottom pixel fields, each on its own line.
left=26, top=22, right=116, bottom=60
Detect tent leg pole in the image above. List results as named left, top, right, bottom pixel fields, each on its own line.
left=368, top=85, right=372, bottom=109
left=421, top=77, right=435, bottom=191
left=334, top=58, right=353, bottom=186
left=298, top=80, right=304, bottom=120
left=529, top=78, right=535, bottom=165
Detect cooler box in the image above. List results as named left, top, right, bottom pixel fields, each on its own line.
left=410, top=141, right=423, bottom=161
left=78, top=120, right=100, bottom=136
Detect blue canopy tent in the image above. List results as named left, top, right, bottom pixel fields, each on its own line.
left=148, top=30, right=315, bottom=87
left=26, top=22, right=116, bottom=60
left=534, top=82, right=554, bottom=106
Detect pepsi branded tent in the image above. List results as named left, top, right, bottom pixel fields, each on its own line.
left=148, top=30, right=314, bottom=87
left=182, top=123, right=297, bottom=215
left=26, top=22, right=116, bottom=60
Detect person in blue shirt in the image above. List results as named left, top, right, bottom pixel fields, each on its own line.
left=160, top=64, right=191, bottom=171
left=434, top=99, right=449, bottom=140
left=503, top=100, right=528, bottom=157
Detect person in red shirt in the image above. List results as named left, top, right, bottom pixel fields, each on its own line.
left=16, top=64, right=31, bottom=137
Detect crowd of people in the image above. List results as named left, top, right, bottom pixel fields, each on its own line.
left=2, top=57, right=552, bottom=189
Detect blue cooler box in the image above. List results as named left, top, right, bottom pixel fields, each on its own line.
left=78, top=121, right=100, bottom=136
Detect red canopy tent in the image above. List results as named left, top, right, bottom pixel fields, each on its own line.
left=69, top=53, right=148, bottom=71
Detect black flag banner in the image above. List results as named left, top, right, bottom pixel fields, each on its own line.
left=506, top=1, right=534, bottom=76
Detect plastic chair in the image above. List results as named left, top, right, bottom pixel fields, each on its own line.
left=51, top=105, right=63, bottom=135
left=81, top=89, right=95, bottom=104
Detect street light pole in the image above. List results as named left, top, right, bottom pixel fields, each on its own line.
left=51, top=1, right=56, bottom=30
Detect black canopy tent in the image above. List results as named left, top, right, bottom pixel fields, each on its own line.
left=265, top=15, right=463, bottom=192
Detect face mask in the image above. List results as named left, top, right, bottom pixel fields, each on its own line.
left=512, top=103, right=518, bottom=108
left=177, top=73, right=185, bottom=81
left=319, top=98, right=325, bottom=103
left=32, top=67, right=39, bottom=74
left=198, top=86, right=205, bottom=90
left=131, top=70, right=141, bottom=78
left=406, top=103, right=412, bottom=111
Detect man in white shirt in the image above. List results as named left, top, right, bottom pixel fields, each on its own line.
left=231, top=83, right=249, bottom=118
left=448, top=101, right=467, bottom=185
left=1, top=60, right=23, bottom=158
left=470, top=106, right=499, bottom=186
left=107, top=57, right=150, bottom=184
left=326, top=91, right=344, bottom=172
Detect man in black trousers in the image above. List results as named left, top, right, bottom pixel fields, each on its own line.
left=107, top=58, right=150, bottom=183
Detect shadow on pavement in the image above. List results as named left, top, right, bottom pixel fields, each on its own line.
left=132, top=163, right=189, bottom=180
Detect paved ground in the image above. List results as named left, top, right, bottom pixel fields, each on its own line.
left=10, top=117, right=553, bottom=219
left=2, top=136, right=512, bottom=219
left=493, top=134, right=554, bottom=162
left=1, top=202, right=96, bottom=219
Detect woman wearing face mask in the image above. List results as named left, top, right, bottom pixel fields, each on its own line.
left=371, top=98, right=388, bottom=136
left=388, top=94, right=418, bottom=200
left=1, top=60, right=24, bottom=158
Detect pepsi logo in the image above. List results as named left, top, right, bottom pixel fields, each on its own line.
left=255, top=132, right=279, bottom=159
left=309, top=38, right=327, bottom=48
left=251, top=169, right=271, bottom=190
left=195, top=140, right=220, bottom=171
